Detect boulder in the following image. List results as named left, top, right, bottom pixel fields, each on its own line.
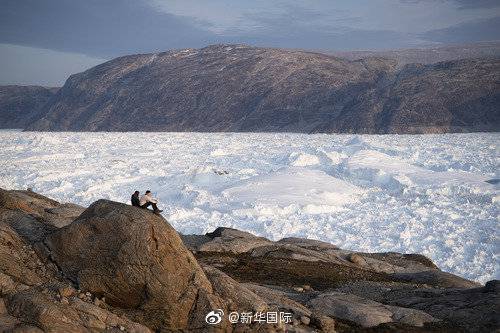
left=198, top=227, right=273, bottom=253
left=180, top=233, right=212, bottom=252
left=308, top=291, right=438, bottom=327
left=44, top=199, right=214, bottom=330
left=203, top=265, right=267, bottom=312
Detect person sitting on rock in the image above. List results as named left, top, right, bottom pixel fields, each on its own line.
left=131, top=190, right=141, bottom=207
left=139, top=190, right=163, bottom=214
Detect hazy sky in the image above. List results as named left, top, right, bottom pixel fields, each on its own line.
left=1, top=0, right=499, bottom=86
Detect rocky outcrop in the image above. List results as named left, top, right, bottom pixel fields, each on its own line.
left=44, top=199, right=215, bottom=330
left=184, top=227, right=273, bottom=254
left=0, top=188, right=498, bottom=332
left=0, top=189, right=151, bottom=333
left=0, top=189, right=84, bottom=243
left=24, top=44, right=500, bottom=134
left=308, top=291, right=438, bottom=327
left=0, top=85, right=58, bottom=129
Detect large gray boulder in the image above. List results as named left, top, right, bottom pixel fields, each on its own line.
left=44, top=199, right=215, bottom=331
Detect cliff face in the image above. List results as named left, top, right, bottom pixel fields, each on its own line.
left=24, top=44, right=500, bottom=133
left=0, top=85, right=58, bottom=129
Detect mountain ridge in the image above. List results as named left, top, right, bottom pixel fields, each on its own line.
left=2, top=44, right=499, bottom=133
left=0, top=85, right=59, bottom=129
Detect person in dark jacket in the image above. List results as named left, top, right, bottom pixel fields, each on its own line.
left=131, top=191, right=141, bottom=207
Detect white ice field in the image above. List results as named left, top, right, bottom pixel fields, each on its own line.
left=0, top=130, right=498, bottom=283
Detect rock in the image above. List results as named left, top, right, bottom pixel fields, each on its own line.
left=197, top=248, right=392, bottom=292
left=380, top=283, right=500, bottom=332
left=6, top=285, right=152, bottom=333
left=243, top=284, right=312, bottom=318
left=44, top=199, right=213, bottom=331
left=391, top=270, right=480, bottom=288
left=0, top=223, right=47, bottom=292
left=300, top=315, right=310, bottom=325
left=42, top=203, right=85, bottom=228
left=7, top=325, right=45, bottom=333
left=203, top=265, right=267, bottom=312
left=363, top=252, right=439, bottom=272
left=0, top=189, right=83, bottom=243
left=277, top=237, right=338, bottom=251
left=484, top=279, right=499, bottom=292
left=0, top=209, right=56, bottom=243
left=249, top=244, right=341, bottom=263
left=346, top=253, right=367, bottom=266
left=1, top=189, right=496, bottom=332
left=0, top=189, right=59, bottom=217
left=199, top=227, right=273, bottom=253
left=309, top=313, right=336, bottom=332
left=180, top=234, right=212, bottom=252
left=308, top=291, right=438, bottom=327
left=58, top=285, right=75, bottom=298
left=0, top=298, right=7, bottom=314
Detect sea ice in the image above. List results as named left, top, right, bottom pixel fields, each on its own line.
left=0, top=130, right=498, bottom=283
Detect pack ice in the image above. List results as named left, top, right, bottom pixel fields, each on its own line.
left=0, top=131, right=498, bottom=283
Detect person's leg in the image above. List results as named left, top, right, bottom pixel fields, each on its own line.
left=151, top=203, right=163, bottom=213
left=141, top=202, right=152, bottom=209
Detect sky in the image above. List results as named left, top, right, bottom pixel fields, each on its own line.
left=0, top=0, right=499, bottom=86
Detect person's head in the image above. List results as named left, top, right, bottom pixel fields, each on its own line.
left=145, top=190, right=151, bottom=195
left=134, top=190, right=139, bottom=195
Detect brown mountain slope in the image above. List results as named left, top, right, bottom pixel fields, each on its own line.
left=0, top=85, right=58, bottom=129
left=25, top=45, right=500, bottom=133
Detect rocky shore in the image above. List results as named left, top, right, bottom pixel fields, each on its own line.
left=0, top=188, right=497, bottom=332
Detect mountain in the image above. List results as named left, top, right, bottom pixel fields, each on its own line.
left=24, top=44, right=500, bottom=133
left=332, top=41, right=500, bottom=66
left=0, top=85, right=58, bottom=129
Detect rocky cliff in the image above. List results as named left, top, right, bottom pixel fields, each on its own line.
left=0, top=188, right=498, bottom=332
left=0, top=85, right=58, bottom=129
left=25, top=45, right=500, bottom=133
